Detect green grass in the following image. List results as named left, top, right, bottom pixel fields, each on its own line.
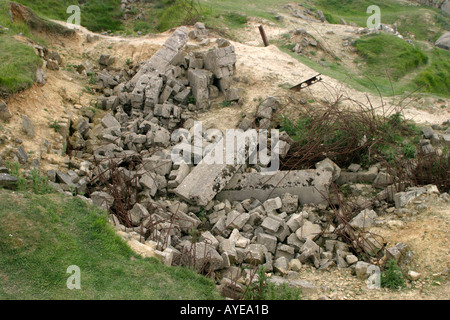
left=12, top=0, right=123, bottom=32
left=314, top=0, right=449, bottom=41
left=414, top=47, right=450, bottom=97
left=0, top=190, right=222, bottom=299
left=156, top=1, right=191, bottom=32
left=0, top=36, right=42, bottom=97
left=354, top=33, right=428, bottom=81
left=278, top=40, right=412, bottom=97
left=197, top=0, right=289, bottom=33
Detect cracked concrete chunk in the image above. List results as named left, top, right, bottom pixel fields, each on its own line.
left=295, top=220, right=322, bottom=241
left=217, top=169, right=332, bottom=205
left=349, top=209, right=378, bottom=229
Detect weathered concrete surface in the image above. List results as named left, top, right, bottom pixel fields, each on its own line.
left=173, top=136, right=245, bottom=206
left=435, top=31, right=450, bottom=51
left=129, top=27, right=189, bottom=87
left=335, top=166, right=378, bottom=185
left=216, top=169, right=332, bottom=205
left=173, top=162, right=241, bottom=206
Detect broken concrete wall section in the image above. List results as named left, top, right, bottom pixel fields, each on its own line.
left=216, top=169, right=333, bottom=205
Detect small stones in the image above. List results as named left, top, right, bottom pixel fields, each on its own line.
left=407, top=270, right=421, bottom=281
left=0, top=100, right=12, bottom=120
left=22, top=115, right=35, bottom=137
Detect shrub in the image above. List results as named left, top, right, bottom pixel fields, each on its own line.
left=381, top=259, right=406, bottom=289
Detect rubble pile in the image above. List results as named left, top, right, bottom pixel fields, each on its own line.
left=1, top=24, right=449, bottom=299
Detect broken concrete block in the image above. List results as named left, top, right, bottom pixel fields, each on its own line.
left=256, top=97, right=277, bottom=119
left=261, top=215, right=282, bottom=233
left=129, top=203, right=150, bottom=226
left=273, top=256, right=289, bottom=275
left=140, top=173, right=158, bottom=197
left=355, top=261, right=380, bottom=281
left=263, top=197, right=282, bottom=214
left=295, top=220, right=322, bottom=241
left=99, top=54, right=115, bottom=67
left=173, top=138, right=242, bottom=206
left=188, top=68, right=213, bottom=106
left=200, top=231, right=219, bottom=250
left=101, top=113, right=121, bottom=128
left=256, top=233, right=278, bottom=254
left=315, top=158, right=341, bottom=182
left=219, top=238, right=238, bottom=264
left=344, top=254, right=358, bottom=265
left=394, top=187, right=426, bottom=208
left=153, top=127, right=170, bottom=147
left=224, top=88, right=240, bottom=101
left=225, top=210, right=250, bottom=230
left=373, top=172, right=394, bottom=187
left=174, top=87, right=191, bottom=103
left=244, top=244, right=266, bottom=265
left=203, top=45, right=237, bottom=79
left=281, top=193, right=299, bottom=214
left=129, top=27, right=189, bottom=87
left=298, top=238, right=321, bottom=268
left=261, top=215, right=290, bottom=242
left=91, top=191, right=114, bottom=211
left=174, top=211, right=201, bottom=233
left=286, top=212, right=305, bottom=232
left=275, top=244, right=295, bottom=261
left=22, top=115, right=34, bottom=137
left=168, top=162, right=191, bottom=189
left=69, top=131, right=86, bottom=150
left=349, top=209, right=378, bottom=229
left=0, top=173, right=18, bottom=190
left=407, top=270, right=421, bottom=281
left=216, top=169, right=332, bottom=206
left=336, top=166, right=378, bottom=185
left=16, top=146, right=28, bottom=164
left=288, top=259, right=302, bottom=272
left=181, top=241, right=223, bottom=273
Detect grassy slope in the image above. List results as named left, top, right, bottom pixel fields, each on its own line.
left=414, top=46, right=450, bottom=96
left=12, top=0, right=123, bottom=32
left=0, top=1, right=43, bottom=97
left=314, top=0, right=449, bottom=41
left=354, top=33, right=429, bottom=81
left=0, top=36, right=42, bottom=96
left=0, top=190, right=222, bottom=300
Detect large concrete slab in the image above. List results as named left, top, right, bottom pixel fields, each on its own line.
left=173, top=134, right=246, bottom=206
left=173, top=163, right=241, bottom=206
left=216, top=169, right=332, bottom=205
left=129, top=27, right=189, bottom=87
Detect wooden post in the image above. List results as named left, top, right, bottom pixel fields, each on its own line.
left=258, top=25, right=269, bottom=47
